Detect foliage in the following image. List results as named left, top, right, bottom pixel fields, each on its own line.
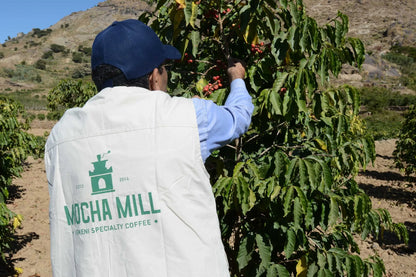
left=0, top=52, right=4, bottom=59
left=362, top=110, right=403, bottom=140
left=141, top=0, right=408, bottom=276
left=42, top=50, right=54, bottom=59
left=31, top=28, right=52, bottom=38
left=34, top=59, right=47, bottom=70
left=37, top=113, right=46, bottom=121
left=360, top=86, right=416, bottom=111
left=72, top=66, right=91, bottom=79
left=47, top=79, right=97, bottom=118
left=382, top=45, right=416, bottom=91
left=78, top=45, right=92, bottom=56
left=72, top=52, right=84, bottom=63
left=0, top=89, right=47, bottom=111
left=393, top=105, right=416, bottom=177
left=0, top=97, right=44, bottom=262
left=359, top=86, right=416, bottom=139
left=50, top=44, right=66, bottom=53
left=3, top=64, right=42, bottom=83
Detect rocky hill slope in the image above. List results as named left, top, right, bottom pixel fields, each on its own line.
left=0, top=0, right=414, bottom=94
left=0, top=0, right=151, bottom=91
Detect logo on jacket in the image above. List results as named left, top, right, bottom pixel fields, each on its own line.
left=89, top=151, right=115, bottom=195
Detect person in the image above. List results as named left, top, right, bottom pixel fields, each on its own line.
left=45, top=19, right=253, bottom=277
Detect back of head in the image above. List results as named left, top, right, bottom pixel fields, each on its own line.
left=91, top=19, right=181, bottom=91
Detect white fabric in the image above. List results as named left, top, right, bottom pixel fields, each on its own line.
left=45, top=86, right=230, bottom=277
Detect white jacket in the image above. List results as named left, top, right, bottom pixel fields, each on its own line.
left=45, top=86, right=229, bottom=277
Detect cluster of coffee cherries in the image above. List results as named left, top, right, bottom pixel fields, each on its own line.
left=206, top=7, right=232, bottom=19
left=214, top=59, right=227, bottom=71
left=183, top=53, right=194, bottom=64
left=251, top=42, right=265, bottom=54
left=205, top=9, right=219, bottom=19
left=203, top=75, right=223, bottom=95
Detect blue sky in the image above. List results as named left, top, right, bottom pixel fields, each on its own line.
left=0, top=0, right=102, bottom=43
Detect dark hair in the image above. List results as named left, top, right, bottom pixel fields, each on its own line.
left=92, top=64, right=164, bottom=91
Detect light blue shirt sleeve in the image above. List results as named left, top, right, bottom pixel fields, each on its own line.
left=192, top=78, right=254, bottom=162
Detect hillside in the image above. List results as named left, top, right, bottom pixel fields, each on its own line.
left=0, top=0, right=415, bottom=95
left=0, top=0, right=151, bottom=92
left=304, top=0, right=416, bottom=93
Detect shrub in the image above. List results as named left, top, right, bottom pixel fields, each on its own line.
left=32, top=28, right=52, bottom=38
left=0, top=97, right=44, bottom=262
left=393, top=105, right=416, bottom=177
left=3, top=64, right=41, bottom=83
left=34, top=59, right=46, bottom=70
left=50, top=44, right=66, bottom=53
left=72, top=67, right=90, bottom=79
left=42, top=50, right=54, bottom=59
left=47, top=79, right=97, bottom=118
left=382, top=45, right=416, bottom=92
left=72, top=52, right=84, bottom=63
left=0, top=52, right=4, bottom=59
left=37, top=113, right=46, bottom=120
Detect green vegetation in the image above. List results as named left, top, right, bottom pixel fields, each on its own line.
left=72, top=52, right=84, bottom=63
left=42, top=50, right=54, bottom=59
left=0, top=89, right=47, bottom=110
left=78, top=45, right=92, bottom=56
left=31, top=28, right=52, bottom=38
left=35, top=59, right=47, bottom=70
left=359, top=86, right=416, bottom=139
left=3, top=64, right=42, bottom=83
left=50, top=44, right=66, bottom=53
left=37, top=113, right=46, bottom=120
left=47, top=79, right=97, bottom=118
left=382, top=45, right=416, bottom=91
left=394, top=105, right=416, bottom=177
left=0, top=52, right=4, bottom=59
left=139, top=0, right=407, bottom=275
left=0, top=97, right=44, bottom=265
left=72, top=45, right=92, bottom=64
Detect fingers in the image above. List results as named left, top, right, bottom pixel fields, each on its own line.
left=228, top=57, right=246, bottom=68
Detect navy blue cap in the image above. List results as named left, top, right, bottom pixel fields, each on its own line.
left=91, top=19, right=181, bottom=80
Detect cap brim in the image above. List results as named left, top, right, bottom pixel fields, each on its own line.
left=163, top=45, right=181, bottom=61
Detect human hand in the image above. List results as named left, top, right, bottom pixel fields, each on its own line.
left=227, top=58, right=246, bottom=81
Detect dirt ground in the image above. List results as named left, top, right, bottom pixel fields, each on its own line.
left=4, top=121, right=416, bottom=276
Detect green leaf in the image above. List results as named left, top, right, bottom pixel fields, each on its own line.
left=304, top=159, right=317, bottom=188
left=293, top=197, right=302, bottom=226
left=307, top=263, right=319, bottom=277
left=184, top=0, right=193, bottom=26
left=196, top=78, right=208, bottom=94
left=256, top=234, right=271, bottom=270
left=328, top=196, right=339, bottom=226
left=190, top=30, right=200, bottom=57
left=249, top=189, right=256, bottom=209
left=298, top=158, right=307, bottom=188
left=284, top=227, right=296, bottom=258
left=283, top=186, right=294, bottom=216
left=285, top=158, right=298, bottom=184
left=267, top=264, right=290, bottom=277
left=237, top=236, right=254, bottom=270
left=269, top=90, right=282, bottom=115
left=270, top=185, right=281, bottom=200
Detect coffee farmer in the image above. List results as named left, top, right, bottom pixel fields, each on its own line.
left=45, top=19, right=253, bottom=277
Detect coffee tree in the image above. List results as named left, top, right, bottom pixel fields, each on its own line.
left=0, top=97, right=42, bottom=263
left=47, top=79, right=97, bottom=119
left=140, top=0, right=408, bottom=276
left=393, top=105, right=416, bottom=178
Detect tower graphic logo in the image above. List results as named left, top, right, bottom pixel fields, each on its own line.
left=89, top=151, right=115, bottom=195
